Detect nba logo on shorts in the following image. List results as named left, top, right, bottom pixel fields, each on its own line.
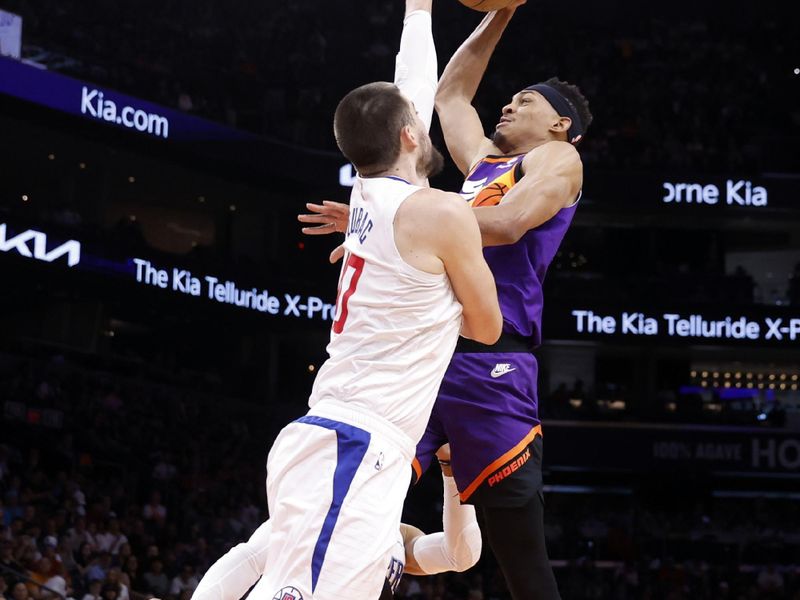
left=272, top=587, right=303, bottom=600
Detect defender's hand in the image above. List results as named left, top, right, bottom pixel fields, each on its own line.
left=329, top=244, right=345, bottom=264
left=298, top=201, right=350, bottom=235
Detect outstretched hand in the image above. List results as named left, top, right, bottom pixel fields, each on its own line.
left=329, top=244, right=345, bottom=264
left=298, top=201, right=350, bottom=235
left=297, top=201, right=349, bottom=263
left=298, top=201, right=349, bottom=263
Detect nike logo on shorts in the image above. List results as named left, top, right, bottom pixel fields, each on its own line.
left=490, top=363, right=516, bottom=378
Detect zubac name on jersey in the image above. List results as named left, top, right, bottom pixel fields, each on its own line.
left=348, top=206, right=374, bottom=244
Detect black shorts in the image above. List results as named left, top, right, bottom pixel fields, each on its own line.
left=378, top=579, right=393, bottom=600
left=466, top=435, right=544, bottom=508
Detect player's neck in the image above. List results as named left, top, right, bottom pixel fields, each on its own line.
left=363, top=159, right=426, bottom=186
left=500, top=133, right=567, bottom=156
left=500, top=138, right=546, bottom=156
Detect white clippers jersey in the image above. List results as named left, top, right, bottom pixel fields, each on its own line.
left=309, top=176, right=462, bottom=443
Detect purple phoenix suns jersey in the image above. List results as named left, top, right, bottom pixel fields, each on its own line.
left=459, top=154, right=578, bottom=347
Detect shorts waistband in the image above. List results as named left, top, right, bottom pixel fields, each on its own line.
left=307, top=400, right=416, bottom=462
left=455, top=332, right=534, bottom=354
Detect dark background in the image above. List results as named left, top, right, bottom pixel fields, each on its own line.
left=1, top=1, right=799, bottom=598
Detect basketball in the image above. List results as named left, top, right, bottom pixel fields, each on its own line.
left=471, top=182, right=509, bottom=207
left=458, top=0, right=518, bottom=12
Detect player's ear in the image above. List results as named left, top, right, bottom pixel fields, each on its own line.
left=399, top=124, right=419, bottom=151
left=550, top=116, right=572, bottom=135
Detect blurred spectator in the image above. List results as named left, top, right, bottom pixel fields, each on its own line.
left=757, top=564, right=785, bottom=597
left=40, top=563, right=68, bottom=600
left=0, top=541, right=24, bottom=586
left=141, top=494, right=166, bottom=528
left=141, top=560, right=167, bottom=598
left=167, top=565, right=197, bottom=600
left=79, top=579, right=101, bottom=600
left=102, top=571, right=125, bottom=600
left=94, top=523, right=126, bottom=557
left=1, top=349, right=799, bottom=600
left=11, top=583, right=29, bottom=600
left=118, top=558, right=139, bottom=595
left=98, top=584, right=116, bottom=600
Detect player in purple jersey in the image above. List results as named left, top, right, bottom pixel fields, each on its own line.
left=301, top=2, right=592, bottom=598
left=418, top=3, right=591, bottom=597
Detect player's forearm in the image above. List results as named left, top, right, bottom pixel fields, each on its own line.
left=410, top=474, right=481, bottom=574
left=405, top=0, right=432, bottom=16
left=473, top=177, right=568, bottom=246
left=472, top=204, right=520, bottom=246
left=441, top=473, right=481, bottom=568
left=435, top=8, right=515, bottom=105
left=396, top=3, right=438, bottom=131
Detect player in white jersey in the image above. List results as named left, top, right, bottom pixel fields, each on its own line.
left=191, top=446, right=482, bottom=600
left=239, top=1, right=500, bottom=597
left=195, top=4, right=489, bottom=599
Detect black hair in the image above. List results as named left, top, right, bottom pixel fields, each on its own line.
left=542, top=77, right=593, bottom=134
left=333, top=82, right=416, bottom=173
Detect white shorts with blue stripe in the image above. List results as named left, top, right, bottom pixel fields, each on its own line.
left=249, top=403, right=413, bottom=600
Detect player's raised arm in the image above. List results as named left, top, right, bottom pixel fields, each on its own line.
left=472, top=140, right=582, bottom=246
left=395, top=0, right=437, bottom=132
left=435, top=3, right=525, bottom=175
left=300, top=141, right=582, bottom=250
left=299, top=0, right=438, bottom=243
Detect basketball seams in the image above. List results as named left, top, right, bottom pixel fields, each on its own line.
left=472, top=181, right=509, bottom=207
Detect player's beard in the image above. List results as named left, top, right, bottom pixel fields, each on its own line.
left=491, top=129, right=510, bottom=153
left=417, top=136, right=445, bottom=179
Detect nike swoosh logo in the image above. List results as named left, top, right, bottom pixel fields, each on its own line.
left=490, top=367, right=516, bottom=378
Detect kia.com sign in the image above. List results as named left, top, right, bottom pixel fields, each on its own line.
left=0, top=56, right=255, bottom=143
left=80, top=87, right=169, bottom=138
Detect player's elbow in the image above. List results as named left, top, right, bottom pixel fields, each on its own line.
left=434, top=85, right=464, bottom=110
left=449, top=525, right=483, bottom=572
left=483, top=313, right=503, bottom=345
left=492, top=224, right=525, bottom=246
left=462, top=307, right=502, bottom=345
